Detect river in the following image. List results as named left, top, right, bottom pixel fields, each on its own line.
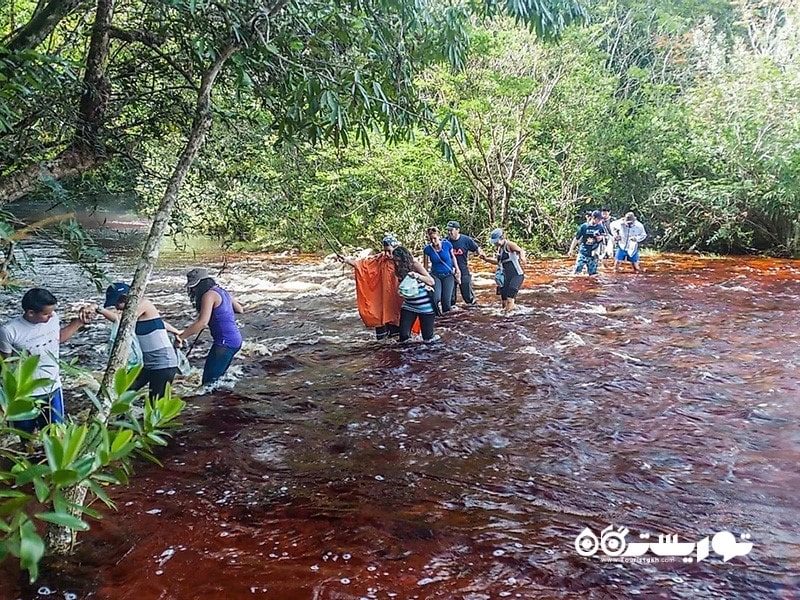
left=1, top=232, right=799, bottom=599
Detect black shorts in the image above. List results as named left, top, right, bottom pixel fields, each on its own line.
left=501, top=273, right=524, bottom=300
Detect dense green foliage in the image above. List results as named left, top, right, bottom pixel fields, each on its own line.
left=121, top=1, right=800, bottom=255
left=1, top=0, right=798, bottom=256
left=0, top=355, right=185, bottom=581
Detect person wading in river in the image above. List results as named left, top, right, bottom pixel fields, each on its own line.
left=445, top=220, right=486, bottom=306
left=568, top=210, right=606, bottom=276
left=175, top=268, right=244, bottom=385
left=338, top=235, right=404, bottom=340
left=610, top=212, right=647, bottom=273
left=422, top=226, right=459, bottom=315
left=99, top=282, right=180, bottom=400
left=480, top=228, right=527, bottom=312
left=0, top=288, right=93, bottom=432
left=392, top=246, right=438, bottom=342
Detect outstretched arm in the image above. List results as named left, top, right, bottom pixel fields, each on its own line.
left=60, top=314, right=91, bottom=343
left=176, top=291, right=217, bottom=343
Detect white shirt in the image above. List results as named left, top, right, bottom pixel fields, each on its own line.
left=0, top=314, right=62, bottom=395
left=610, top=218, right=647, bottom=251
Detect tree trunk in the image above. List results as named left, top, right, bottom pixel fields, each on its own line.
left=0, top=149, right=103, bottom=205
left=0, top=0, right=114, bottom=206
left=7, top=0, right=88, bottom=52
left=75, top=0, right=114, bottom=152
left=44, top=44, right=238, bottom=557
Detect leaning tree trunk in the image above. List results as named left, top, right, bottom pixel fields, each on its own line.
left=44, top=44, right=238, bottom=555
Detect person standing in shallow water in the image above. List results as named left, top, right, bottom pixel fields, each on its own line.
left=480, top=228, right=526, bottom=312
left=610, top=212, right=647, bottom=273
left=175, top=268, right=244, bottom=385
left=392, top=246, right=437, bottom=342
left=445, top=220, right=486, bottom=306
left=0, top=288, right=93, bottom=432
left=422, top=226, right=458, bottom=315
left=568, top=210, right=605, bottom=276
left=338, top=235, right=403, bottom=340
left=100, top=282, right=180, bottom=400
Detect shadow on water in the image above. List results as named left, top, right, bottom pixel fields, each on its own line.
left=2, top=251, right=800, bottom=599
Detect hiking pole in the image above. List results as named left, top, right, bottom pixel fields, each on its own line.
left=184, top=328, right=205, bottom=358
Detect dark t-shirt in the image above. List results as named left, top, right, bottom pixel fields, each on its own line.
left=448, top=234, right=480, bottom=272
left=575, top=223, right=606, bottom=257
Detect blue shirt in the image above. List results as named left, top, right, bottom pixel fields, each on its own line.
left=424, top=240, right=455, bottom=275
left=575, top=223, right=605, bottom=257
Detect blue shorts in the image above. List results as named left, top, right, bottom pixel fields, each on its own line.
left=615, top=248, right=639, bottom=263
left=13, top=388, right=65, bottom=433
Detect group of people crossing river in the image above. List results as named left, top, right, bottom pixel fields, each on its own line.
left=0, top=268, right=242, bottom=433
left=0, top=209, right=646, bottom=433
left=338, top=210, right=647, bottom=344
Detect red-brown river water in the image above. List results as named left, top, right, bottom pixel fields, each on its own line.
left=2, top=252, right=799, bottom=599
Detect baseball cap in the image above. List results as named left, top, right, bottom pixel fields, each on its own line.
left=446, top=221, right=460, bottom=230
left=489, top=228, right=503, bottom=244
left=186, top=267, right=210, bottom=288
left=591, top=210, right=602, bottom=219
left=104, top=282, right=130, bottom=307
left=624, top=212, right=636, bottom=223
left=381, top=235, right=399, bottom=247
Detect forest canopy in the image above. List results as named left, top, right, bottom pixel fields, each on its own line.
left=1, top=0, right=799, bottom=256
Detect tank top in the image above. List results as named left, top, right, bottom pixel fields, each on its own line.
left=135, top=318, right=178, bottom=369
left=208, top=286, right=243, bottom=349
left=498, top=242, right=523, bottom=277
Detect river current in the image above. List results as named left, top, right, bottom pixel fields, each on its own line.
left=1, top=238, right=799, bottom=599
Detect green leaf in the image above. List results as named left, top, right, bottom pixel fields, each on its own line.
left=62, top=425, right=88, bottom=466
left=19, top=520, right=45, bottom=583
left=110, top=429, right=134, bottom=454
left=35, top=512, right=90, bottom=531
left=33, top=477, right=49, bottom=503
left=86, top=480, right=114, bottom=509
left=42, top=435, right=64, bottom=471
left=49, top=469, right=80, bottom=487
left=0, top=495, right=31, bottom=516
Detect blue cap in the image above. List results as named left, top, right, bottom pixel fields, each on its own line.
left=381, top=235, right=399, bottom=247
left=592, top=210, right=602, bottom=218
left=489, top=228, right=503, bottom=244
left=446, top=221, right=460, bottom=230
left=104, top=282, right=130, bottom=307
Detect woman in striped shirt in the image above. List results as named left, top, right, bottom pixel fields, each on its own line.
left=392, top=246, right=437, bottom=342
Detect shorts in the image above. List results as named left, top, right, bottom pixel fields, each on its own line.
left=501, top=273, right=524, bottom=300
left=615, top=248, right=639, bottom=263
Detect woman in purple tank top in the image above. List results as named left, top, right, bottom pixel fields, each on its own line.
left=175, top=268, right=244, bottom=385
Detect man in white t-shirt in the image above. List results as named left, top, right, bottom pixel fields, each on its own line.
left=610, top=212, right=647, bottom=273
left=0, top=288, right=92, bottom=432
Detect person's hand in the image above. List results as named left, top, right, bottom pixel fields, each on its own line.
left=173, top=335, right=185, bottom=348
left=78, top=304, right=97, bottom=324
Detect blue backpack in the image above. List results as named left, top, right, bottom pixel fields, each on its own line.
left=494, top=267, right=505, bottom=287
